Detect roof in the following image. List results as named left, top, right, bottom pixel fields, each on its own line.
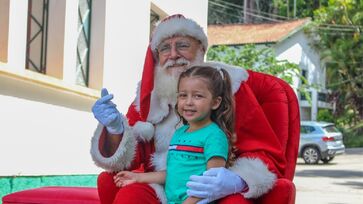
left=208, top=18, right=310, bottom=46
left=301, top=121, right=335, bottom=127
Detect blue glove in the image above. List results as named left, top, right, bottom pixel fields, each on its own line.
left=92, top=88, right=124, bottom=134
left=186, top=167, right=246, bottom=204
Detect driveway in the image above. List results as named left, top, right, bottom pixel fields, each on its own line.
left=294, top=148, right=363, bottom=204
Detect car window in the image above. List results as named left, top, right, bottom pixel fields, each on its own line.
left=301, top=125, right=316, bottom=133
left=323, top=125, right=339, bottom=133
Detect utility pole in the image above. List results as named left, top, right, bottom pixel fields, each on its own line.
left=244, top=0, right=254, bottom=23
left=294, top=0, right=297, bottom=18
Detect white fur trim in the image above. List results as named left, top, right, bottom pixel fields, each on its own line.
left=90, top=122, right=137, bottom=172
left=230, top=157, right=277, bottom=198
left=147, top=89, right=170, bottom=124
left=151, top=110, right=180, bottom=171
left=203, top=61, right=249, bottom=94
left=134, top=81, right=141, bottom=112
left=133, top=121, right=155, bottom=142
left=151, top=16, right=208, bottom=53
left=151, top=151, right=168, bottom=171
left=149, top=184, right=167, bottom=204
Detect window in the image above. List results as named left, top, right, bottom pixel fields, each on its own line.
left=150, top=10, right=160, bottom=36
left=25, top=0, right=49, bottom=74
left=76, top=0, right=92, bottom=86
left=301, top=69, right=308, bottom=85
left=300, top=91, right=311, bottom=100
left=318, top=92, right=327, bottom=102
left=323, top=125, right=339, bottom=133
left=301, top=125, right=315, bottom=134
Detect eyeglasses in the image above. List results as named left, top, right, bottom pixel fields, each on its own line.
left=157, top=40, right=192, bottom=56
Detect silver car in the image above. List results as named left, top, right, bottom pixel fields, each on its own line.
left=299, top=121, right=345, bottom=164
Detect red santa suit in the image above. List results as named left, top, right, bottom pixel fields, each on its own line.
left=91, top=15, right=293, bottom=204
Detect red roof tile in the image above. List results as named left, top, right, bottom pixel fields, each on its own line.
left=208, top=18, right=310, bottom=46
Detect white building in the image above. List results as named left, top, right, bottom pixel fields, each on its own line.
left=0, top=0, right=208, bottom=180
left=208, top=19, right=332, bottom=121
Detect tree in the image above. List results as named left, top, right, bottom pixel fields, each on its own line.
left=207, top=44, right=303, bottom=87
left=208, top=0, right=329, bottom=25
left=307, top=0, right=363, bottom=137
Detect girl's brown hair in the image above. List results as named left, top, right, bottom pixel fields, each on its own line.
left=176, top=65, right=236, bottom=166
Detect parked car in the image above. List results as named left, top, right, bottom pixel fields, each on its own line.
left=299, top=121, right=345, bottom=164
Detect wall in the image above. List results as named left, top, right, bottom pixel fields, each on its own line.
left=0, top=0, right=208, bottom=177
left=274, top=30, right=327, bottom=120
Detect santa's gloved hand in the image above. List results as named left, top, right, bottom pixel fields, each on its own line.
left=92, top=88, right=124, bottom=134
left=186, top=167, right=246, bottom=204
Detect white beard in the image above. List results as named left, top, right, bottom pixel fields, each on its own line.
left=154, top=67, right=178, bottom=105
left=153, top=50, right=205, bottom=105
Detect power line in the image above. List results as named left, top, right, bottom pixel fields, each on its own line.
left=211, top=0, right=363, bottom=30
left=316, top=26, right=359, bottom=32
left=319, top=23, right=363, bottom=29
left=210, top=0, right=284, bottom=22
left=210, top=6, right=244, bottom=21
left=213, top=0, right=289, bottom=20
left=327, top=74, right=363, bottom=88
left=210, top=1, right=283, bottom=23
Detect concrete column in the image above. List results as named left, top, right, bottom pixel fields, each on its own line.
left=88, top=0, right=106, bottom=90
left=46, top=1, right=66, bottom=79
left=311, top=89, right=318, bottom=121
left=102, top=1, right=150, bottom=113
left=7, top=0, right=28, bottom=71
left=62, top=0, right=79, bottom=83
left=0, top=0, right=10, bottom=63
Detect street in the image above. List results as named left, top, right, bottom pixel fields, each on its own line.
left=294, top=148, right=363, bottom=204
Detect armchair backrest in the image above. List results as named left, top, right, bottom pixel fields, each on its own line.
left=246, top=70, right=300, bottom=181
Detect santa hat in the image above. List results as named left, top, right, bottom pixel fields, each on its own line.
left=132, top=15, right=208, bottom=141
left=150, top=14, right=208, bottom=54
left=138, top=14, right=208, bottom=121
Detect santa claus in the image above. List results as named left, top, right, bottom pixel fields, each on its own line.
left=91, top=14, right=294, bottom=204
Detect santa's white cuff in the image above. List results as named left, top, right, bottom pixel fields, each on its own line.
left=230, top=157, right=276, bottom=198
left=90, top=122, right=137, bottom=172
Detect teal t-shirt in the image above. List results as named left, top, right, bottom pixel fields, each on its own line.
left=165, top=122, right=229, bottom=204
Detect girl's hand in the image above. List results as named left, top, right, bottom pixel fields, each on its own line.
left=114, top=171, right=139, bottom=187
left=182, top=196, right=200, bottom=204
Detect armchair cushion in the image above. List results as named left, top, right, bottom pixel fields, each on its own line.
left=2, top=186, right=99, bottom=204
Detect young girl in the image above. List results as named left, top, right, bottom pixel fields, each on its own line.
left=114, top=65, right=235, bottom=204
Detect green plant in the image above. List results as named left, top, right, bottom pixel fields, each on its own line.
left=317, top=108, right=334, bottom=122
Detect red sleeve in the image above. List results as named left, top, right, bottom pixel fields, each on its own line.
left=125, top=103, right=155, bottom=172
left=126, top=103, right=142, bottom=126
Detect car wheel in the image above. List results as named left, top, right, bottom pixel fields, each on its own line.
left=321, top=156, right=335, bottom=164
left=302, top=146, right=320, bottom=164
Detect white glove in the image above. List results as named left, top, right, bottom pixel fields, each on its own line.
left=92, top=88, right=124, bottom=134
left=186, top=167, right=246, bottom=204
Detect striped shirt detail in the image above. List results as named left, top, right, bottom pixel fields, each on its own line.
left=169, top=145, right=204, bottom=153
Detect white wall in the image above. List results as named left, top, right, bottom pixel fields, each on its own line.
left=275, top=31, right=326, bottom=90
left=0, top=72, right=99, bottom=176
left=0, top=0, right=208, bottom=176
left=152, top=0, right=208, bottom=30
left=100, top=1, right=150, bottom=113
left=275, top=31, right=326, bottom=120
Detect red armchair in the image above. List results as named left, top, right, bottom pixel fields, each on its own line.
left=2, top=70, right=300, bottom=204
left=247, top=70, right=300, bottom=204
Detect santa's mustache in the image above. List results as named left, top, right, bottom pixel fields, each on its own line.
left=163, top=58, right=190, bottom=69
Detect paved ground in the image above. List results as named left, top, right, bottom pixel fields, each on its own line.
left=294, top=148, right=363, bottom=204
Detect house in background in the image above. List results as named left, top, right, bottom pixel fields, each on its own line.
left=0, top=0, right=208, bottom=197
left=208, top=18, right=332, bottom=121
